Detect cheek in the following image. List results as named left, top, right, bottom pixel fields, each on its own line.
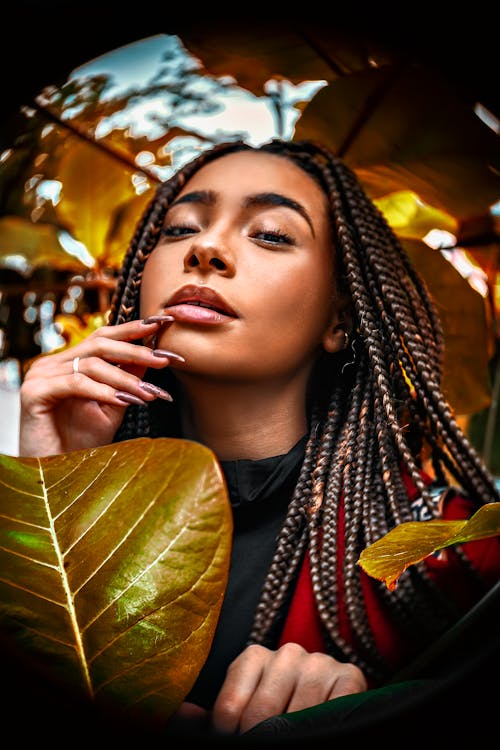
left=261, top=262, right=335, bottom=338
left=139, top=250, right=176, bottom=318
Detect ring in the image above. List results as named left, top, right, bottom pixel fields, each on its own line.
left=72, top=356, right=80, bottom=374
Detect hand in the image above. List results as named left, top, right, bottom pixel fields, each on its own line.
left=19, top=316, right=183, bottom=457
left=211, top=643, right=367, bottom=735
left=167, top=701, right=211, bottom=735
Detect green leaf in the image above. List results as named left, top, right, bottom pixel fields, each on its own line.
left=357, top=502, right=500, bottom=590
left=0, top=438, right=232, bottom=729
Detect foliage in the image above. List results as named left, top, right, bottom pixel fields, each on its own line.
left=358, top=502, right=500, bottom=590
left=0, top=438, right=232, bottom=729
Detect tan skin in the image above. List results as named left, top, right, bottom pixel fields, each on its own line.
left=19, top=150, right=367, bottom=734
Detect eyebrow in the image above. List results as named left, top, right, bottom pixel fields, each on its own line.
left=170, top=190, right=215, bottom=209
left=244, top=193, right=315, bottom=237
left=169, top=190, right=316, bottom=237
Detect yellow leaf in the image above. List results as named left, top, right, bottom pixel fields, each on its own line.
left=103, top=191, right=154, bottom=269
left=358, top=502, right=500, bottom=590
left=402, top=238, right=492, bottom=415
left=295, top=65, right=500, bottom=220
left=53, top=312, right=109, bottom=349
left=181, top=25, right=333, bottom=94
left=56, top=140, right=139, bottom=267
left=374, top=191, right=457, bottom=239
left=0, top=215, right=89, bottom=272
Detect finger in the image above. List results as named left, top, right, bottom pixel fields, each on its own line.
left=31, top=339, right=184, bottom=381
left=22, top=368, right=159, bottom=413
left=172, top=702, right=210, bottom=721
left=75, top=335, right=181, bottom=369
left=167, top=702, right=211, bottom=736
left=235, top=644, right=302, bottom=734
left=86, top=315, right=175, bottom=342
left=326, top=663, right=368, bottom=699
left=25, top=316, right=177, bottom=374
left=212, top=644, right=269, bottom=734
left=73, top=356, right=174, bottom=402
left=92, top=316, right=177, bottom=356
left=285, top=653, right=349, bottom=713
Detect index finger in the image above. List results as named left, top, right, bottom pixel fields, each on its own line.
left=89, top=315, right=175, bottom=342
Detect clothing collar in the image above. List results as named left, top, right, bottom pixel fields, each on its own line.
left=220, top=435, right=308, bottom=508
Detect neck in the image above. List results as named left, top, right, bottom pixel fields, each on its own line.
left=176, top=374, right=309, bottom=460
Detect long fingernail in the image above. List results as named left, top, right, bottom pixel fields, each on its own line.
left=139, top=382, right=173, bottom=401
left=142, top=315, right=175, bottom=324
left=115, top=391, right=147, bottom=405
left=153, top=349, right=186, bottom=362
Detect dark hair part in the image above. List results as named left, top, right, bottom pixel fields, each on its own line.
left=108, top=139, right=499, bottom=682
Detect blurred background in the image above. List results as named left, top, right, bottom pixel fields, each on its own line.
left=1, top=5, right=498, bottom=473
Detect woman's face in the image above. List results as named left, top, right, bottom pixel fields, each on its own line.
left=140, top=149, right=344, bottom=383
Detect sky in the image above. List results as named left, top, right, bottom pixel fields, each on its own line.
left=69, top=33, right=326, bottom=161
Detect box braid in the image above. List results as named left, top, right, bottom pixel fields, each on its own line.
left=108, top=138, right=500, bottom=683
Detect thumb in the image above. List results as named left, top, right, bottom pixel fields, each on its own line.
left=167, top=701, right=211, bottom=733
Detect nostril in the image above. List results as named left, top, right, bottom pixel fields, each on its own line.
left=210, top=258, right=226, bottom=271
left=187, top=255, right=199, bottom=268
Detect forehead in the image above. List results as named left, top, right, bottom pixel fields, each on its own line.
left=178, top=150, right=328, bottom=213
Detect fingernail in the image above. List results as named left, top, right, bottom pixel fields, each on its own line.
left=139, top=382, right=173, bottom=401
left=115, top=391, right=147, bottom=405
left=153, top=349, right=186, bottom=362
left=142, top=315, right=175, bottom=324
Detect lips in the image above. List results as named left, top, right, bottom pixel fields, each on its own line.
left=162, top=284, right=238, bottom=323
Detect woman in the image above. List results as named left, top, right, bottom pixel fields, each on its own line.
left=19, top=139, right=500, bottom=736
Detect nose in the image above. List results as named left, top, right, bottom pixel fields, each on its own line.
left=184, top=222, right=236, bottom=277
left=183, top=235, right=236, bottom=277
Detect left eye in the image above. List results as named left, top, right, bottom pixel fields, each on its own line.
left=252, top=230, right=293, bottom=245
left=161, top=225, right=197, bottom=237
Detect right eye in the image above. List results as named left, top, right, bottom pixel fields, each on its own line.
left=161, top=224, right=197, bottom=237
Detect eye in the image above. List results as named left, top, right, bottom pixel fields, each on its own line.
left=161, top=224, right=197, bottom=238
left=251, top=229, right=293, bottom=245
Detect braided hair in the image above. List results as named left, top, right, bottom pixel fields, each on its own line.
left=108, top=139, right=500, bottom=682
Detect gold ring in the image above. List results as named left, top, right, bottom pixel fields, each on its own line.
left=72, top=356, right=80, bottom=374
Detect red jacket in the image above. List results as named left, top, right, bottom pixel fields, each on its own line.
left=278, top=470, right=500, bottom=683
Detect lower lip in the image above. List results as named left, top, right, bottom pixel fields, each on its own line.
left=163, top=304, right=237, bottom=325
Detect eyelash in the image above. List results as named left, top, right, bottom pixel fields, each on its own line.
left=252, top=229, right=293, bottom=245
left=161, top=224, right=293, bottom=245
left=162, top=224, right=196, bottom=237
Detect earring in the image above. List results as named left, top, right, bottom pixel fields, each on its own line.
left=341, top=333, right=357, bottom=374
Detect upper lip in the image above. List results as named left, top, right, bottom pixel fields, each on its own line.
left=163, top=285, right=238, bottom=317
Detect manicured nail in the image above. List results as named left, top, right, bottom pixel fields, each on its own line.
left=152, top=349, right=186, bottom=362
left=115, top=391, right=147, bottom=405
left=139, top=382, right=173, bottom=401
left=142, top=315, right=175, bottom=324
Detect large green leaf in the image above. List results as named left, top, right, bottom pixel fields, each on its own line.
left=0, top=437, right=232, bottom=729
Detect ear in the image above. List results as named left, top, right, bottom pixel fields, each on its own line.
left=321, top=297, right=353, bottom=353
left=322, top=322, right=349, bottom=353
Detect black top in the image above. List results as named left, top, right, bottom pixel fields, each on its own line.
left=185, top=435, right=308, bottom=709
